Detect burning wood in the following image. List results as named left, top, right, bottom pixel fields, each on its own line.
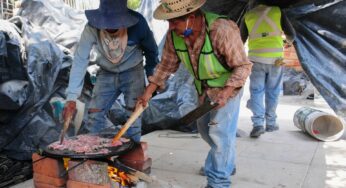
left=108, top=166, right=134, bottom=186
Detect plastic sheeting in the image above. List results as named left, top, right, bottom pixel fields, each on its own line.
left=141, top=64, right=198, bottom=133
left=284, top=0, right=346, bottom=117
left=0, top=17, right=72, bottom=160
left=203, top=0, right=346, bottom=117
left=0, top=0, right=87, bottom=160
left=202, top=0, right=248, bottom=23
left=282, top=68, right=309, bottom=96
left=17, top=0, right=87, bottom=49
left=0, top=80, right=29, bottom=110
left=0, top=20, right=26, bottom=83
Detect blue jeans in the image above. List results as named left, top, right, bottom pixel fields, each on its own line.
left=86, top=64, right=145, bottom=142
left=247, top=62, right=283, bottom=127
left=197, top=89, right=243, bottom=188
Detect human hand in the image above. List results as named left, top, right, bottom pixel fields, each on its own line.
left=274, top=57, right=285, bottom=67
left=198, top=93, right=207, bottom=105
left=214, top=86, right=235, bottom=109
left=136, top=92, right=151, bottom=108
left=136, top=83, right=158, bottom=108
left=62, top=101, right=76, bottom=122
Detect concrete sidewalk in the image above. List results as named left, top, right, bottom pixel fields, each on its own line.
left=140, top=93, right=346, bottom=188
left=11, top=94, right=346, bottom=188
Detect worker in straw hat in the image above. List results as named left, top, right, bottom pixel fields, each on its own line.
left=137, top=0, right=252, bottom=187
left=62, top=0, right=159, bottom=142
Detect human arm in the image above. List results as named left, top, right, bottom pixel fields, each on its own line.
left=136, top=83, right=158, bottom=108
left=66, top=24, right=96, bottom=101
left=239, top=16, right=249, bottom=44
left=139, top=18, right=160, bottom=77
left=211, top=19, right=252, bottom=106
left=147, top=33, right=180, bottom=90
left=281, top=11, right=296, bottom=44
left=64, top=25, right=96, bottom=119
left=137, top=33, right=180, bottom=106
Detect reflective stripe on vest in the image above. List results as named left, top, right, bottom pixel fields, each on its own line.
left=245, top=5, right=284, bottom=59
left=249, top=48, right=283, bottom=53
left=172, top=12, right=232, bottom=95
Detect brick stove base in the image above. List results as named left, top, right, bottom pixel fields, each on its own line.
left=32, top=142, right=152, bottom=188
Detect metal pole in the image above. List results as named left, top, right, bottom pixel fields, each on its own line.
left=1, top=0, right=4, bottom=19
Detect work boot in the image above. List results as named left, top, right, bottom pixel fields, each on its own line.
left=250, top=126, right=265, bottom=138
left=199, top=167, right=236, bottom=176
left=266, top=125, right=279, bottom=132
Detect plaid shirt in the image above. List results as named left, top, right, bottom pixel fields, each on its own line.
left=149, top=15, right=252, bottom=102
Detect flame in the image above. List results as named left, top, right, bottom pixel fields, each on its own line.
left=62, top=159, right=131, bottom=186
left=63, top=158, right=70, bottom=170
left=108, top=166, right=132, bottom=186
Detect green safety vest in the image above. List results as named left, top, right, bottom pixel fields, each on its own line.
left=172, top=12, right=232, bottom=95
left=245, top=5, right=284, bottom=61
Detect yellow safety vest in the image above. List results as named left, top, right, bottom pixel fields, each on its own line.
left=245, top=5, right=284, bottom=63
left=172, top=12, right=233, bottom=95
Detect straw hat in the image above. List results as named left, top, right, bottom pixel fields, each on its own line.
left=154, top=0, right=207, bottom=20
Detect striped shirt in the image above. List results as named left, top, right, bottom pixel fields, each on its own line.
left=149, top=14, right=252, bottom=102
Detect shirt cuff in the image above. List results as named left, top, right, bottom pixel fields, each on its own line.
left=66, top=94, right=78, bottom=101
left=148, top=76, right=166, bottom=91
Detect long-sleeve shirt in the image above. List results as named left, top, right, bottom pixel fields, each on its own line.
left=149, top=14, right=252, bottom=102
left=66, top=11, right=159, bottom=101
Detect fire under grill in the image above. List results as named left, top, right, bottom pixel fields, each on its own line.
left=32, top=142, right=152, bottom=188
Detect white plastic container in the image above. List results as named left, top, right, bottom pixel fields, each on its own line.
left=293, top=107, right=345, bottom=141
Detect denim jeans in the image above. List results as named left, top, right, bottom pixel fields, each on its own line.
left=85, top=64, right=145, bottom=142
left=247, top=62, right=283, bottom=127
left=197, top=89, right=243, bottom=188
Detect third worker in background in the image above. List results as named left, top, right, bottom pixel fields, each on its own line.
left=241, top=1, right=294, bottom=138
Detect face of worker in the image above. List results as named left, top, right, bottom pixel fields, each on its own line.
left=168, top=14, right=194, bottom=37
left=105, top=29, right=119, bottom=33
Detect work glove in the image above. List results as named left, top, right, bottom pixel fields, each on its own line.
left=274, top=57, right=285, bottom=67
left=62, top=101, right=76, bottom=122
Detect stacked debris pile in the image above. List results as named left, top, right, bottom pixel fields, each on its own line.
left=0, top=16, right=71, bottom=159
left=282, top=68, right=311, bottom=96
left=0, top=0, right=82, bottom=186
left=17, top=0, right=87, bottom=50
left=0, top=155, right=32, bottom=188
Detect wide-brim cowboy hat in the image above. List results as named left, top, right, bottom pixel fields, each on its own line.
left=85, top=0, right=138, bottom=29
left=154, top=0, right=207, bottom=20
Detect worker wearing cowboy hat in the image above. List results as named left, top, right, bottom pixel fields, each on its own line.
left=63, top=0, right=159, bottom=142
left=137, top=0, right=252, bottom=187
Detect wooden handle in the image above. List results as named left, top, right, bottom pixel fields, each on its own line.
left=60, top=115, right=73, bottom=144
left=112, top=105, right=146, bottom=143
